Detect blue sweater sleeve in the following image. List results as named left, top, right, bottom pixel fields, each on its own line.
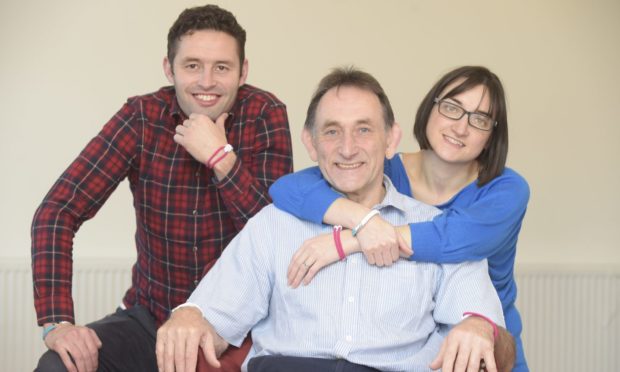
left=268, top=166, right=341, bottom=224
left=411, top=169, right=530, bottom=263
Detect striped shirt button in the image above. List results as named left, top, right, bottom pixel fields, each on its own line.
left=345, top=335, right=352, bottom=342
left=347, top=296, right=354, bottom=303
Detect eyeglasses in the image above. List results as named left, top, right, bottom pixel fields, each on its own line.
left=433, top=98, right=497, bottom=131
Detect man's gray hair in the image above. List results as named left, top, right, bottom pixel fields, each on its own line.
left=304, top=66, right=395, bottom=132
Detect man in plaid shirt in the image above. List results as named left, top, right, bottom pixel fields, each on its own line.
left=32, top=5, right=293, bottom=371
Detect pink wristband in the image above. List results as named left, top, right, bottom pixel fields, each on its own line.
left=463, top=312, right=499, bottom=341
left=207, top=144, right=233, bottom=169
left=206, top=146, right=225, bottom=168
left=333, top=225, right=346, bottom=261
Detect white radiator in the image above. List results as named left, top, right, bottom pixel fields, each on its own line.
left=0, top=259, right=132, bottom=371
left=1, top=260, right=618, bottom=371
left=515, top=266, right=619, bottom=371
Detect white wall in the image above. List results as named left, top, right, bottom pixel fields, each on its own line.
left=1, top=0, right=618, bottom=264
left=1, top=0, right=619, bottom=370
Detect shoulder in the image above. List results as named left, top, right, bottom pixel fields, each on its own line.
left=235, top=84, right=286, bottom=109
left=469, top=167, right=530, bottom=209
left=245, top=203, right=306, bottom=228
left=383, top=180, right=440, bottom=223
left=485, top=167, right=530, bottom=196
left=123, top=86, right=178, bottom=118
left=126, top=86, right=175, bottom=106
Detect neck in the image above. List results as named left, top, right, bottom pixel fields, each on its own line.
left=345, top=182, right=386, bottom=209
left=416, top=150, right=478, bottom=196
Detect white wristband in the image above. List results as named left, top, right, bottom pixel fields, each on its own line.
left=351, top=209, right=380, bottom=237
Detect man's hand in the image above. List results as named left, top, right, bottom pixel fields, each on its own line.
left=173, top=113, right=229, bottom=165
left=430, top=316, right=497, bottom=372
left=156, top=306, right=228, bottom=372
left=44, top=323, right=102, bottom=372
left=355, top=215, right=412, bottom=266
left=287, top=231, right=343, bottom=288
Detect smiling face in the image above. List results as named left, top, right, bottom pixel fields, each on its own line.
left=163, top=30, right=248, bottom=119
left=302, top=86, right=400, bottom=207
left=426, top=82, right=493, bottom=166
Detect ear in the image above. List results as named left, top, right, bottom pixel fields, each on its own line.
left=163, top=57, right=174, bottom=84
left=385, top=122, right=402, bottom=159
left=301, top=128, right=318, bottom=162
left=238, top=59, right=249, bottom=86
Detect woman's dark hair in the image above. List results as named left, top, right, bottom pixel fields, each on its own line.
left=414, top=66, right=508, bottom=186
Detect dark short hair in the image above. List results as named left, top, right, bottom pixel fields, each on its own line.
left=305, top=66, right=395, bottom=132
left=167, top=5, right=246, bottom=69
left=413, top=66, right=508, bottom=186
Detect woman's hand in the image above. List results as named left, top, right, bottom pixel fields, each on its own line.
left=356, top=215, right=413, bottom=266
left=287, top=222, right=412, bottom=288
left=287, top=229, right=358, bottom=288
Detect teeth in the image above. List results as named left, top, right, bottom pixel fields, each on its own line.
left=337, top=163, right=362, bottom=169
left=195, top=94, right=217, bottom=102
left=444, top=135, right=464, bottom=147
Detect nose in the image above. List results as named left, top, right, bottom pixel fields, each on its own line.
left=198, top=69, right=215, bottom=88
left=451, top=115, right=470, bottom=137
left=339, top=131, right=359, bottom=158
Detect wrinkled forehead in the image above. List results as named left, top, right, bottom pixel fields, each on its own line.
left=314, top=87, right=385, bottom=129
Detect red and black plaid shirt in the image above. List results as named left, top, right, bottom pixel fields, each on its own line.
left=31, top=85, right=293, bottom=326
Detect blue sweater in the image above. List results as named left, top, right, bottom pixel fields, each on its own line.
left=269, top=155, right=530, bottom=371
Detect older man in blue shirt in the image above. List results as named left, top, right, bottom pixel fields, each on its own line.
left=156, top=67, right=513, bottom=372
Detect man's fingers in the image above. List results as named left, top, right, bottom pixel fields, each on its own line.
left=173, top=332, right=190, bottom=372
left=452, top=342, right=472, bottom=372
left=82, top=329, right=101, bottom=370
left=164, top=338, right=176, bottom=372
left=64, top=333, right=96, bottom=372
left=441, top=339, right=459, bottom=372
left=155, top=333, right=165, bottom=372
left=184, top=332, right=201, bottom=372
left=481, top=349, right=497, bottom=372
left=215, top=113, right=229, bottom=129
left=429, top=338, right=447, bottom=370
left=202, top=334, right=221, bottom=368
left=57, top=348, right=78, bottom=372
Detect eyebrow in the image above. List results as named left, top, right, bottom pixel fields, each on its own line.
left=445, top=97, right=491, bottom=116
left=178, top=57, right=235, bottom=66
left=321, top=118, right=372, bottom=128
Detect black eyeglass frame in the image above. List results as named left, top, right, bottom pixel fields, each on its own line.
left=433, top=97, right=497, bottom=131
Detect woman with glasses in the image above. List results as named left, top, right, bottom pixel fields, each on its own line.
left=269, top=66, right=529, bottom=371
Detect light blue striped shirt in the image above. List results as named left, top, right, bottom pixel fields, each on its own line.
left=189, top=178, right=504, bottom=372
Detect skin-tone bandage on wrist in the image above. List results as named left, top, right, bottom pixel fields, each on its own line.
left=351, top=210, right=380, bottom=237
left=333, top=225, right=346, bottom=261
